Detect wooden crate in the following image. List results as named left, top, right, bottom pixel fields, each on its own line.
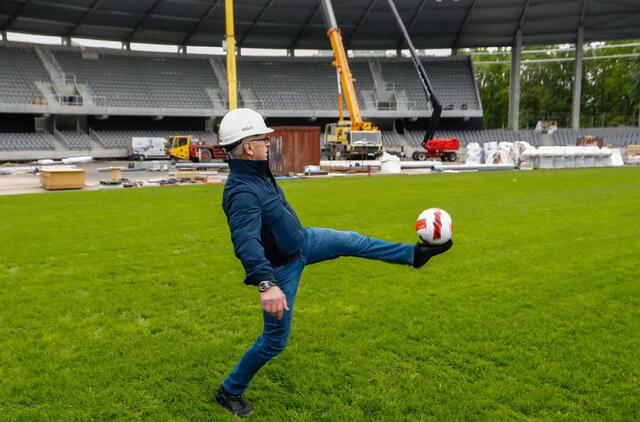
left=110, top=167, right=122, bottom=180
left=39, top=168, right=85, bottom=190
left=175, top=170, right=202, bottom=180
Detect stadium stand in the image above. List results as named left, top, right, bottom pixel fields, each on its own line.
left=381, top=130, right=404, bottom=147
left=552, top=128, right=640, bottom=146
left=54, top=51, right=217, bottom=109
left=378, top=57, right=480, bottom=111
left=0, top=132, right=56, bottom=151
left=236, top=58, right=337, bottom=111
left=404, top=129, right=543, bottom=147
left=2, top=44, right=638, bottom=160
left=0, top=45, right=482, bottom=119
left=56, top=131, right=94, bottom=150
left=0, top=46, right=49, bottom=104
left=236, top=56, right=480, bottom=114
left=93, top=130, right=215, bottom=150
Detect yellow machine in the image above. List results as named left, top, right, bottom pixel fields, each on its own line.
left=166, top=135, right=191, bottom=161
left=165, top=135, right=226, bottom=162
left=321, top=0, right=382, bottom=160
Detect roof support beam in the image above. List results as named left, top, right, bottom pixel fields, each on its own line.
left=182, top=0, right=222, bottom=46
left=452, top=0, right=478, bottom=49
left=579, top=0, right=588, bottom=25
left=125, top=0, right=163, bottom=43
left=238, top=0, right=275, bottom=46
left=572, top=24, right=584, bottom=129
left=396, top=0, right=428, bottom=49
left=508, top=29, right=522, bottom=130
left=346, top=0, right=377, bottom=48
left=67, top=0, right=106, bottom=37
left=0, top=0, right=34, bottom=31
left=514, top=0, right=531, bottom=43
left=571, top=0, right=588, bottom=129
left=290, top=4, right=322, bottom=50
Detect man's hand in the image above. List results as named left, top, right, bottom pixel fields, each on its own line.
left=260, top=285, right=289, bottom=320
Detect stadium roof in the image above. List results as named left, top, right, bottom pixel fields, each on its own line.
left=1, top=0, right=639, bottom=50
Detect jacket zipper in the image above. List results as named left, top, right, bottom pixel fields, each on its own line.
left=266, top=176, right=304, bottom=236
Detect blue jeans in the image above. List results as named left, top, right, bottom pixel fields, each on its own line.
left=222, top=227, right=414, bottom=395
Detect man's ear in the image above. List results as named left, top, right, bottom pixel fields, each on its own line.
left=243, top=142, right=253, bottom=156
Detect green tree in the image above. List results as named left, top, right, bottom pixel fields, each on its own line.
left=469, top=41, right=640, bottom=129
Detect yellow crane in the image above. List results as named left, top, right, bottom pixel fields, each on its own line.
left=321, top=0, right=382, bottom=160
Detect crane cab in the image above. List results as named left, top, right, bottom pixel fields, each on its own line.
left=323, top=122, right=382, bottom=160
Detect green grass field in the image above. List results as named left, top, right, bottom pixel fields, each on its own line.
left=1, top=167, right=639, bottom=421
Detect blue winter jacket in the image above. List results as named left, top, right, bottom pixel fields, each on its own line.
left=222, top=159, right=305, bottom=286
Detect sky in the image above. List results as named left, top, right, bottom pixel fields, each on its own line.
left=1, top=31, right=452, bottom=57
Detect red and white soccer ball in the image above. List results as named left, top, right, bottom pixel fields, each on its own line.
left=416, top=208, right=453, bottom=245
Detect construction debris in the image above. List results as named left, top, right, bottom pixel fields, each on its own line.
left=61, top=156, right=94, bottom=164
left=175, top=162, right=228, bottom=170
left=122, top=180, right=144, bottom=188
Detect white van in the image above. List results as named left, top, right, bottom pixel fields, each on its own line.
left=130, top=137, right=168, bottom=160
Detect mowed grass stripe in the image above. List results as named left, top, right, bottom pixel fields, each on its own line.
left=1, top=167, right=639, bottom=421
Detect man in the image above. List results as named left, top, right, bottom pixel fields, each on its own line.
left=215, top=108, right=452, bottom=417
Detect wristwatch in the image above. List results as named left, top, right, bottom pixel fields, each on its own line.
left=258, top=281, right=277, bottom=292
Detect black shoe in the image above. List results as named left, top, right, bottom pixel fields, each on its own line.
left=215, top=385, right=254, bottom=418
left=413, top=239, right=453, bottom=268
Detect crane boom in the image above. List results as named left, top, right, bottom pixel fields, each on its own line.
left=384, top=0, right=442, bottom=148
left=319, top=0, right=382, bottom=160
left=320, top=0, right=364, bottom=128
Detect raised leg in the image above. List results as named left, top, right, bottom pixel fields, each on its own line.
left=303, top=227, right=414, bottom=266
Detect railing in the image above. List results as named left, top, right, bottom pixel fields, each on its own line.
left=91, top=94, right=107, bottom=108
left=55, top=94, right=83, bottom=107
left=88, top=127, right=99, bottom=142
left=61, top=73, right=77, bottom=87
left=52, top=128, right=66, bottom=146
left=374, top=80, right=396, bottom=92
left=375, top=99, right=397, bottom=111
left=36, top=47, right=88, bottom=104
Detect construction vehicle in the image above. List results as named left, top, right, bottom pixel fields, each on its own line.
left=130, top=137, right=168, bottom=160
left=383, top=0, right=445, bottom=163
left=320, top=0, right=382, bottom=160
left=165, top=135, right=227, bottom=162
left=412, top=137, right=460, bottom=161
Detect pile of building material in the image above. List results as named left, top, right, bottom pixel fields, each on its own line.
left=625, top=145, right=640, bottom=164
left=519, top=145, right=623, bottom=169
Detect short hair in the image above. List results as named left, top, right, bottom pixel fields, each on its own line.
left=227, top=140, right=246, bottom=159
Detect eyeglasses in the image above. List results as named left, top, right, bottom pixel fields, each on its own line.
left=246, top=136, right=270, bottom=145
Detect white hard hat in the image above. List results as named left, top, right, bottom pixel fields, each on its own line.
left=219, top=108, right=273, bottom=147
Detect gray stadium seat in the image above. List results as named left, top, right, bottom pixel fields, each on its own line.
left=54, top=51, right=217, bottom=109
left=0, top=46, right=50, bottom=104
left=0, top=133, right=56, bottom=151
